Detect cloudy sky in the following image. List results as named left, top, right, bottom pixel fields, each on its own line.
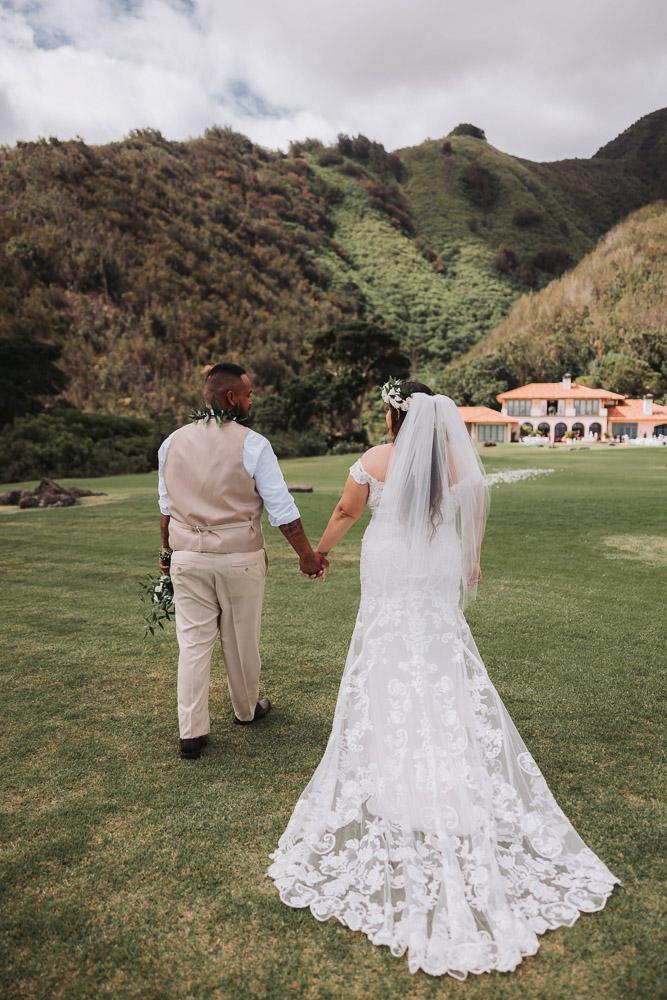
left=0, top=0, right=665, bottom=161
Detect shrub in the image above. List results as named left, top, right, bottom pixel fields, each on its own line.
left=317, top=150, right=344, bottom=167
left=415, top=237, right=446, bottom=272
left=517, top=263, right=539, bottom=287
left=495, top=244, right=518, bottom=274
left=449, top=124, right=486, bottom=141
left=288, top=138, right=324, bottom=156
left=335, top=161, right=366, bottom=179
left=531, top=247, right=573, bottom=275
left=0, top=405, right=175, bottom=482
left=328, top=438, right=366, bottom=455
left=440, top=140, right=453, bottom=155
left=460, top=162, right=498, bottom=209
left=336, top=134, right=406, bottom=181
left=267, top=430, right=327, bottom=458
left=513, top=208, right=543, bottom=228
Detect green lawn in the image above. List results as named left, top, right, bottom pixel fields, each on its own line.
left=1, top=446, right=665, bottom=999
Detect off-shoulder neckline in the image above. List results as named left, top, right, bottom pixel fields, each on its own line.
left=356, top=457, right=384, bottom=485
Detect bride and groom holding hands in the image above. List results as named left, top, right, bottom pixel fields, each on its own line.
left=157, top=361, right=618, bottom=980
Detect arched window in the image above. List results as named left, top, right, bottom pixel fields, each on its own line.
left=654, top=424, right=667, bottom=437
left=554, top=422, right=566, bottom=441
left=537, top=422, right=550, bottom=436
left=590, top=422, right=602, bottom=439
left=572, top=422, right=584, bottom=438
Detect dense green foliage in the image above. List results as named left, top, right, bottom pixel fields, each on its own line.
left=455, top=201, right=667, bottom=403
left=0, top=405, right=174, bottom=481
left=0, top=335, right=67, bottom=426
left=1, top=448, right=664, bottom=998
left=0, top=110, right=664, bottom=428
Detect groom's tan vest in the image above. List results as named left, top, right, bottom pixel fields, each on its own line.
left=163, top=421, right=264, bottom=554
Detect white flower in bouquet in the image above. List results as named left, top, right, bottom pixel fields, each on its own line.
left=139, top=572, right=175, bottom=637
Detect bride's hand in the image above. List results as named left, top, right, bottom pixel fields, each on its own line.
left=468, top=565, right=482, bottom=586
left=315, top=550, right=329, bottom=580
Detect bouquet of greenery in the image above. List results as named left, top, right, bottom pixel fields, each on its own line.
left=140, top=572, right=175, bottom=637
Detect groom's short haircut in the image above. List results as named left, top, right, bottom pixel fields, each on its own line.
left=206, top=362, right=246, bottom=382
left=204, top=362, right=247, bottom=403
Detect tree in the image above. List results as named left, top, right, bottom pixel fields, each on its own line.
left=449, top=124, right=486, bottom=141
left=579, top=351, right=662, bottom=396
left=310, top=320, right=410, bottom=438
left=251, top=373, right=330, bottom=435
left=0, top=336, right=67, bottom=427
left=437, top=355, right=515, bottom=409
left=336, top=134, right=406, bottom=181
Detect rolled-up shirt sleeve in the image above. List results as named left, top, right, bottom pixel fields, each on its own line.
left=245, top=431, right=300, bottom=527
left=157, top=434, right=173, bottom=515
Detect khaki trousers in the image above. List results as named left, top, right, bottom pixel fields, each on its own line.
left=171, top=548, right=267, bottom=737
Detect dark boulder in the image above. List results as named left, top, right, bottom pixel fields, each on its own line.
left=0, top=478, right=106, bottom=509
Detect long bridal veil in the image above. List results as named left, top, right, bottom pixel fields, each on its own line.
left=377, top=393, right=489, bottom=609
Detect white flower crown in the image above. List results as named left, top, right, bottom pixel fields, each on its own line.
left=380, top=377, right=411, bottom=412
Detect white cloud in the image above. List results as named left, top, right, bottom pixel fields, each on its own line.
left=0, top=0, right=665, bottom=159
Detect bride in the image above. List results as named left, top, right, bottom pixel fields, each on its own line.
left=268, top=380, right=618, bottom=979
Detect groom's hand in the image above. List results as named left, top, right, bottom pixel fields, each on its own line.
left=299, top=550, right=328, bottom=579
left=279, top=517, right=328, bottom=579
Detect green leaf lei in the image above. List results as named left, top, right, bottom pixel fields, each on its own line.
left=189, top=399, right=247, bottom=424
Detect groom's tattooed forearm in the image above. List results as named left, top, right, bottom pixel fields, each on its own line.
left=279, top=519, right=322, bottom=574
left=280, top=518, right=302, bottom=537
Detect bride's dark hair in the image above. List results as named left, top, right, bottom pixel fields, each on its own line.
left=389, top=381, right=435, bottom=436
left=389, top=382, right=444, bottom=539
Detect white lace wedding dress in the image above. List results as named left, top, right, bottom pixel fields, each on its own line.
left=268, top=452, right=618, bottom=979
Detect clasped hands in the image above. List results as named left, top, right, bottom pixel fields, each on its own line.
left=299, top=549, right=329, bottom=581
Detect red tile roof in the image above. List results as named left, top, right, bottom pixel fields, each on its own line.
left=497, top=383, right=624, bottom=402
left=607, top=399, right=667, bottom=422
left=458, top=406, right=516, bottom=424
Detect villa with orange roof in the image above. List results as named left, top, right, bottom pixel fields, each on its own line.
left=458, top=406, right=517, bottom=444
left=492, top=374, right=667, bottom=442
left=605, top=397, right=667, bottom=438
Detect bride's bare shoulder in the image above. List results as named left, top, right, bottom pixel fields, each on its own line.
left=361, top=443, right=392, bottom=480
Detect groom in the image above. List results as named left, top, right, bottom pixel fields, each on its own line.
left=157, top=362, right=328, bottom=759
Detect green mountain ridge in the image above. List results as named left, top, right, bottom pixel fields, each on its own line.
left=0, top=109, right=665, bottom=418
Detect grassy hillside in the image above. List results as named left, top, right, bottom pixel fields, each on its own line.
left=0, top=128, right=352, bottom=415
left=310, top=167, right=517, bottom=363
left=0, top=110, right=665, bottom=418
left=442, top=201, right=667, bottom=404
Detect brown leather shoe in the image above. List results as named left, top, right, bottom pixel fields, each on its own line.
left=234, top=698, right=271, bottom=725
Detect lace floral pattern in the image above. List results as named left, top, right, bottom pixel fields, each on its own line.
left=269, top=459, right=619, bottom=978
left=348, top=458, right=384, bottom=509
